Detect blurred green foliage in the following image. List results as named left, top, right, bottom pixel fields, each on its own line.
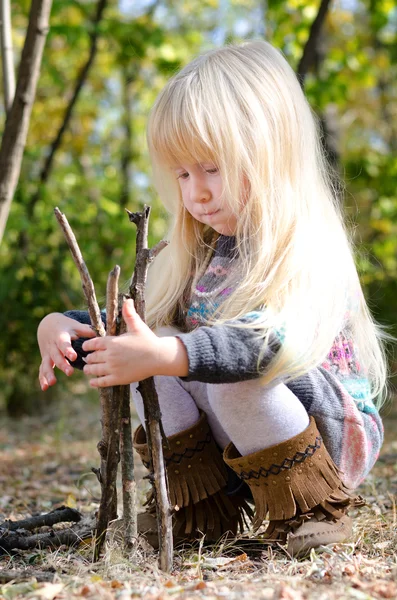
left=0, top=0, right=396, bottom=415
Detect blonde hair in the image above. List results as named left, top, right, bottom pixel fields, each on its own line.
left=146, top=40, right=388, bottom=405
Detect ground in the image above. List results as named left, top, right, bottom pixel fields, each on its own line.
left=1, top=385, right=397, bottom=600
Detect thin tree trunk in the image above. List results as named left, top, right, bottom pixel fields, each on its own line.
left=297, top=0, right=332, bottom=86
left=0, top=0, right=52, bottom=244
left=0, top=0, right=16, bottom=113
left=120, top=70, right=135, bottom=207
left=26, top=0, right=108, bottom=218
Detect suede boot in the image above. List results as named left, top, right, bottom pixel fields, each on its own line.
left=133, top=412, right=252, bottom=548
left=223, top=416, right=353, bottom=557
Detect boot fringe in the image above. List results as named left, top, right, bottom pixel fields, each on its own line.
left=224, top=417, right=352, bottom=530
left=173, top=492, right=253, bottom=540
left=134, top=412, right=249, bottom=544
left=168, top=458, right=227, bottom=509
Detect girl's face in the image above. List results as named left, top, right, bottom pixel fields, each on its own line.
left=174, top=162, right=238, bottom=236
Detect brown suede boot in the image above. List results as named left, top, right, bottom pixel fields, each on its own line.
left=133, top=412, right=252, bottom=548
left=223, top=417, right=353, bottom=557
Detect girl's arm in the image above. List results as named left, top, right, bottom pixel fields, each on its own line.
left=175, top=315, right=280, bottom=383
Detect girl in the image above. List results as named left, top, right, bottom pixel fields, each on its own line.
left=38, top=41, right=387, bottom=557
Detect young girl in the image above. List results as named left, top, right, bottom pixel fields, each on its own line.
left=38, top=41, right=387, bottom=557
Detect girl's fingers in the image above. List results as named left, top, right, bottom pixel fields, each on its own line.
left=39, top=357, right=56, bottom=390
left=71, top=324, right=97, bottom=339
left=51, top=345, right=74, bottom=376
left=83, top=350, right=107, bottom=364
left=82, top=337, right=105, bottom=352
left=56, top=332, right=77, bottom=361
left=83, top=363, right=108, bottom=377
left=89, top=375, right=112, bottom=388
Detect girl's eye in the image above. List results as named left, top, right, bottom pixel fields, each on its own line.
left=206, top=168, right=218, bottom=174
left=176, top=172, right=189, bottom=180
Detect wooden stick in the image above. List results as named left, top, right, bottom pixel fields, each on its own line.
left=0, top=506, right=81, bottom=532
left=54, top=207, right=117, bottom=560
left=126, top=206, right=172, bottom=572
left=54, top=208, right=105, bottom=336
left=94, top=265, right=122, bottom=559
left=120, top=384, right=137, bottom=547
left=0, top=526, right=93, bottom=553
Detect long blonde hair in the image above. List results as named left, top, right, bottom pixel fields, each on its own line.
left=145, top=40, right=388, bottom=404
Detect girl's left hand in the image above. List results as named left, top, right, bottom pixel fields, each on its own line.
left=82, top=299, right=162, bottom=387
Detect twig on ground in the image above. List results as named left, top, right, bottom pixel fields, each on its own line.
left=0, top=525, right=93, bottom=553
left=0, top=569, right=55, bottom=583
left=0, top=506, right=81, bottom=532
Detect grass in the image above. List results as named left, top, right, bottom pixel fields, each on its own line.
left=1, top=390, right=397, bottom=600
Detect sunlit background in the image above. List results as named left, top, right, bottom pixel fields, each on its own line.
left=0, top=0, right=396, bottom=415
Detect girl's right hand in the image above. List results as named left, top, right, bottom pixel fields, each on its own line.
left=37, top=313, right=96, bottom=391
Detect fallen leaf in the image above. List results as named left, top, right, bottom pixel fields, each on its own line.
left=1, top=582, right=38, bottom=600
left=31, top=583, right=65, bottom=600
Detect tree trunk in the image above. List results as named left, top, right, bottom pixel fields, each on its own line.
left=0, top=0, right=16, bottom=113
left=0, top=0, right=53, bottom=244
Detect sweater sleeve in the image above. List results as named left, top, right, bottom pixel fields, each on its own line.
left=64, top=310, right=107, bottom=370
left=176, top=312, right=281, bottom=384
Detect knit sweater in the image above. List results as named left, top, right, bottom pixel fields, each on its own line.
left=66, top=235, right=383, bottom=488
left=174, top=235, right=383, bottom=488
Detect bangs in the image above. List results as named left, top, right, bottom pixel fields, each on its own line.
left=148, top=76, right=221, bottom=167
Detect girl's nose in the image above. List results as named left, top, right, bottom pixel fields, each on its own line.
left=191, top=177, right=211, bottom=203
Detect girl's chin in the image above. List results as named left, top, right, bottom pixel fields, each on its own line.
left=210, top=224, right=236, bottom=236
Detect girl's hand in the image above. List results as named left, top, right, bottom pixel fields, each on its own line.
left=82, top=299, right=189, bottom=387
left=38, top=313, right=96, bottom=391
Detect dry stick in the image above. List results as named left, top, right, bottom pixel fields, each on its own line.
left=114, top=298, right=137, bottom=549
left=54, top=208, right=105, bottom=337
left=94, top=266, right=124, bottom=560
left=127, top=206, right=172, bottom=572
left=0, top=570, right=55, bottom=584
left=54, top=207, right=117, bottom=560
left=120, top=383, right=137, bottom=547
left=0, top=506, right=81, bottom=532
left=0, top=526, right=93, bottom=553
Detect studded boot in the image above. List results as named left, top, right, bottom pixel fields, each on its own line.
left=223, top=416, right=353, bottom=557
left=133, top=411, right=252, bottom=548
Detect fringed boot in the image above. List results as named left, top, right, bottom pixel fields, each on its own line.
left=223, top=416, right=353, bottom=557
left=133, top=411, right=252, bottom=548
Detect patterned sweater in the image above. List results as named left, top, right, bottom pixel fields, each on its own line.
left=67, top=235, right=383, bottom=488
left=174, top=235, right=383, bottom=489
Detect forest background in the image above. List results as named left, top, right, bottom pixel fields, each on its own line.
left=0, top=0, right=396, bottom=417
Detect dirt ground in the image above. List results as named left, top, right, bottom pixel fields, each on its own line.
left=1, top=386, right=397, bottom=600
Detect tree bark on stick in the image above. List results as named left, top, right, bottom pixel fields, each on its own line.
left=127, top=206, right=172, bottom=572
left=0, top=0, right=16, bottom=113
left=94, top=267, right=125, bottom=560
left=0, top=506, right=81, bottom=532
left=0, top=0, right=53, bottom=244
left=120, top=383, right=137, bottom=547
